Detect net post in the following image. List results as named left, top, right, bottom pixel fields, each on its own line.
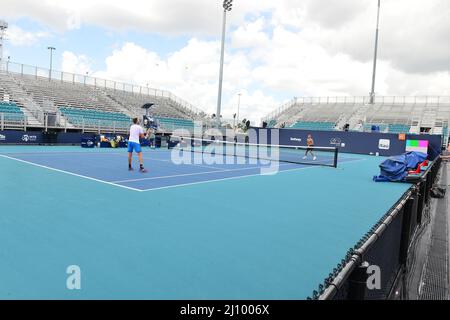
left=333, top=147, right=339, bottom=168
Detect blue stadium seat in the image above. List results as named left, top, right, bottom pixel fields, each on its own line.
left=0, top=102, right=25, bottom=122
left=59, top=107, right=130, bottom=128
left=290, top=121, right=336, bottom=131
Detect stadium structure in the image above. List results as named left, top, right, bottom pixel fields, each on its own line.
left=263, top=96, right=450, bottom=148
left=0, top=61, right=209, bottom=135
left=1, top=1, right=449, bottom=303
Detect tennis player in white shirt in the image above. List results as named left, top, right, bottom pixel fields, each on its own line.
left=128, top=118, right=147, bottom=173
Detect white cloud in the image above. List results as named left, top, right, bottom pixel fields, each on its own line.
left=4, top=0, right=450, bottom=122
left=0, top=0, right=275, bottom=35
left=61, top=51, right=92, bottom=74
left=92, top=40, right=269, bottom=122
left=6, top=25, right=49, bottom=46
left=231, top=18, right=270, bottom=49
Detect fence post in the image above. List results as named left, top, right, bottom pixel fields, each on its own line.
left=348, top=261, right=369, bottom=300
left=399, top=192, right=417, bottom=266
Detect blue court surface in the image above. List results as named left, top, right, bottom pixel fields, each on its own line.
left=0, top=146, right=412, bottom=299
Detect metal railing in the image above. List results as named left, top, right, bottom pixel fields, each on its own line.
left=314, top=157, right=443, bottom=300
left=0, top=112, right=27, bottom=131
left=263, top=96, right=450, bottom=122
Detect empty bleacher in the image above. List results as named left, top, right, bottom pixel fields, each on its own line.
left=388, top=124, right=411, bottom=134
left=156, top=117, right=197, bottom=133
left=263, top=97, right=450, bottom=136
left=0, top=101, right=25, bottom=126
left=362, top=123, right=388, bottom=133
left=290, top=121, right=336, bottom=131
left=267, top=120, right=277, bottom=128
left=106, top=89, right=198, bottom=121
left=0, top=62, right=207, bottom=132
left=59, top=107, right=130, bottom=129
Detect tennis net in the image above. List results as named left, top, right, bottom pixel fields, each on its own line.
left=168, top=136, right=339, bottom=168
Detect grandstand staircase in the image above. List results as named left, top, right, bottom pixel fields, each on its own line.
left=420, top=104, right=439, bottom=130
left=102, top=91, right=138, bottom=118
left=0, top=72, right=42, bottom=127
left=347, top=103, right=372, bottom=131
left=409, top=118, right=421, bottom=134
left=94, top=88, right=135, bottom=119
left=279, top=103, right=307, bottom=128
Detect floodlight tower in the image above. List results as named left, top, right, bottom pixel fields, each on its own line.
left=216, top=0, right=233, bottom=127
left=369, top=0, right=381, bottom=104
left=48, top=46, right=56, bottom=80
left=0, top=20, right=8, bottom=70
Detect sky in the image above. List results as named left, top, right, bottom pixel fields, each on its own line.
left=1, top=0, right=450, bottom=123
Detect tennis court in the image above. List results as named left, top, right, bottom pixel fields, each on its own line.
left=0, top=145, right=411, bottom=299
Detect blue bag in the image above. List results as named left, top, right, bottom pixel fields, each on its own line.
left=373, top=152, right=428, bottom=182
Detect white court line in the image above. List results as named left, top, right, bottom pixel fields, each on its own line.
left=0, top=153, right=367, bottom=193
left=111, top=162, right=295, bottom=184
left=140, top=155, right=227, bottom=171
left=133, top=157, right=368, bottom=192
left=0, top=154, right=143, bottom=192
left=0, top=149, right=228, bottom=171
left=133, top=164, right=329, bottom=192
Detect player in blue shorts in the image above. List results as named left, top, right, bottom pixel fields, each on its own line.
left=128, top=118, right=147, bottom=173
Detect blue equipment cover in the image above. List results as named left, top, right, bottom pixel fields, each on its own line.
left=373, top=151, right=428, bottom=182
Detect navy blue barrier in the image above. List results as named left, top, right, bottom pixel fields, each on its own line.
left=0, top=130, right=44, bottom=144
left=250, top=128, right=443, bottom=160
left=58, top=132, right=97, bottom=144
left=81, top=138, right=95, bottom=148
left=0, top=130, right=101, bottom=145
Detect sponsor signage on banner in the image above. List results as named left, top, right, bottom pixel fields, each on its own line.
left=0, top=134, right=5, bottom=141
left=378, top=139, right=391, bottom=150
left=269, top=128, right=442, bottom=159
left=21, top=134, right=38, bottom=143
left=330, top=137, right=346, bottom=148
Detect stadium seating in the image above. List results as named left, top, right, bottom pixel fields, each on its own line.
left=388, top=124, right=411, bottom=134
left=156, top=117, right=198, bottom=133
left=290, top=121, right=336, bottom=131
left=267, top=120, right=277, bottom=128
left=263, top=97, right=450, bottom=135
left=363, top=123, right=388, bottom=133
left=0, top=70, right=206, bottom=131
left=59, top=107, right=130, bottom=128
left=0, top=101, right=25, bottom=121
left=443, top=126, right=449, bottom=147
